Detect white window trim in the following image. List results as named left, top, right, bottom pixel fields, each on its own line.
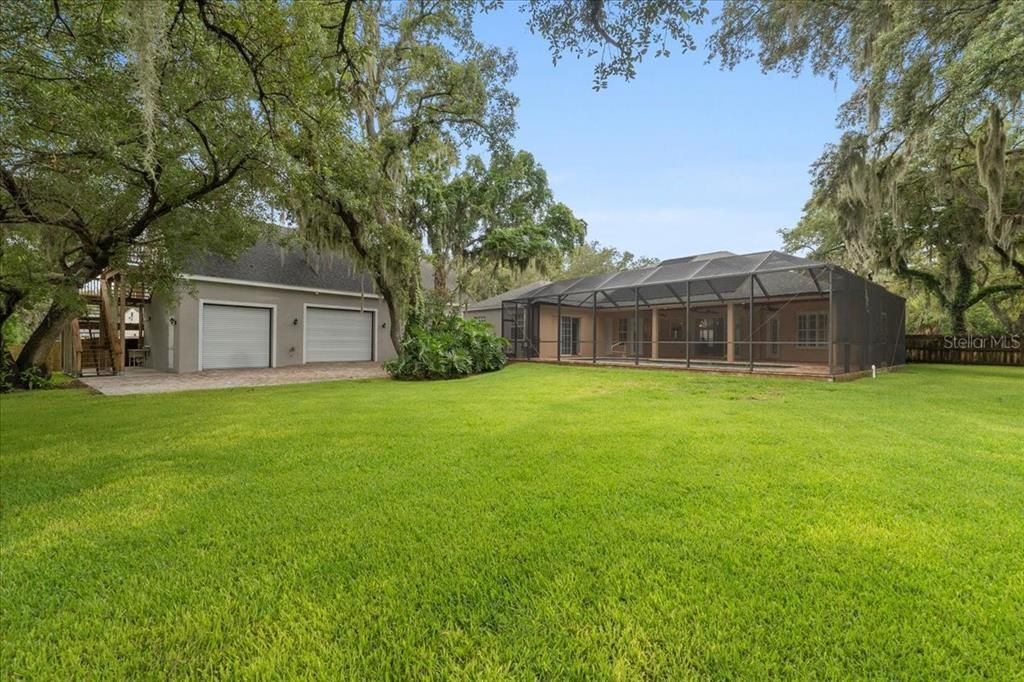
left=560, top=315, right=581, bottom=356
left=198, top=300, right=277, bottom=371
left=302, top=303, right=377, bottom=364
left=796, top=310, right=829, bottom=348
left=184, top=274, right=380, bottom=299
left=616, top=317, right=630, bottom=344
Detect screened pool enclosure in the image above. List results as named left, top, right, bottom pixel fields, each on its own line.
left=500, top=251, right=905, bottom=379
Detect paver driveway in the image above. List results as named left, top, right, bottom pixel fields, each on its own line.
left=78, top=362, right=387, bottom=395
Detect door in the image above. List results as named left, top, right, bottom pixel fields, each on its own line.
left=766, top=317, right=780, bottom=359
left=305, top=307, right=374, bottom=362
left=201, top=304, right=272, bottom=369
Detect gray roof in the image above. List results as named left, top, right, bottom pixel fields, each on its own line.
left=187, top=240, right=377, bottom=294
left=492, top=250, right=828, bottom=308
left=466, top=280, right=551, bottom=311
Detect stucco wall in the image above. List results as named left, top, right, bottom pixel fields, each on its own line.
left=145, top=296, right=177, bottom=371
left=152, top=279, right=397, bottom=373
left=466, top=308, right=503, bottom=333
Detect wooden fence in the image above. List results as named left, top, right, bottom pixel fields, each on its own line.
left=906, top=335, right=1024, bottom=366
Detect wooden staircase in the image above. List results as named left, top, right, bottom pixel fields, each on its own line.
left=70, top=271, right=148, bottom=376
left=75, top=303, right=116, bottom=375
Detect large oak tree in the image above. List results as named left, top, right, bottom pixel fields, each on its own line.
left=0, top=0, right=274, bottom=371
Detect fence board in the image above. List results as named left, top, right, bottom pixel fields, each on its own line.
left=906, top=335, right=1023, bottom=366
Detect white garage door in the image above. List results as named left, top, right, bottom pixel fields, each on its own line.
left=305, top=307, right=373, bottom=362
left=201, top=304, right=272, bottom=369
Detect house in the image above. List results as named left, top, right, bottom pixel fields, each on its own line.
left=469, top=250, right=906, bottom=379
left=464, top=280, right=550, bottom=331
left=63, top=239, right=412, bottom=374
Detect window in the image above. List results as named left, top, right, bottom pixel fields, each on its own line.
left=698, top=318, right=716, bottom=344
left=512, top=307, right=526, bottom=341
left=616, top=318, right=629, bottom=344
left=767, top=318, right=780, bottom=356
left=560, top=316, right=580, bottom=356
left=796, top=312, right=828, bottom=348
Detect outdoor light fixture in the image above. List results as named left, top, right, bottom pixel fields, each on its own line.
left=169, top=317, right=176, bottom=326
left=293, top=318, right=299, bottom=325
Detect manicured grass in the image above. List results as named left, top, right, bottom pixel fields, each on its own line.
left=2, top=364, right=1022, bottom=678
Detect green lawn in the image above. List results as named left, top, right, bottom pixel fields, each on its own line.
left=2, top=364, right=1022, bottom=679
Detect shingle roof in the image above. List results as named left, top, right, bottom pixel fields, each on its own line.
left=186, top=240, right=377, bottom=295
left=465, top=280, right=551, bottom=311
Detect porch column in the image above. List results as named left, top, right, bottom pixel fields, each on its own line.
left=651, top=309, right=659, bottom=359
left=591, top=291, right=598, bottom=364
left=685, top=281, right=691, bottom=368
left=749, top=276, right=754, bottom=372
left=633, top=287, right=640, bottom=366
left=556, top=295, right=562, bottom=362
left=726, top=302, right=736, bottom=363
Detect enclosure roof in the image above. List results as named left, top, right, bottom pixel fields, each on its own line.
left=466, top=280, right=551, bottom=311
left=506, top=250, right=824, bottom=302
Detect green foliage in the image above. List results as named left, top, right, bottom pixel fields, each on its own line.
left=559, top=239, right=658, bottom=279
left=2, top=364, right=1023, bottom=677
left=235, top=0, right=525, bottom=347
left=418, top=149, right=585, bottom=296
left=713, top=0, right=1024, bottom=333
left=0, top=350, right=53, bottom=393
left=522, top=0, right=707, bottom=89
left=1, top=0, right=273, bottom=366
left=782, top=132, right=1023, bottom=333
left=385, top=302, right=507, bottom=380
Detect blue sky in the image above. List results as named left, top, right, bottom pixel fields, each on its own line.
left=472, top=5, right=854, bottom=259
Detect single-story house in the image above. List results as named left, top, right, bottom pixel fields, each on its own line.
left=64, top=239, right=421, bottom=374
left=467, top=250, right=906, bottom=379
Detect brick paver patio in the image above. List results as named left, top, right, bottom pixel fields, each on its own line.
left=78, top=362, right=387, bottom=396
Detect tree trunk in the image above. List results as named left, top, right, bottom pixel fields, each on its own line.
left=0, top=285, right=27, bottom=349
left=380, top=284, right=405, bottom=353
left=985, top=298, right=1022, bottom=334
left=15, top=298, right=76, bottom=373
left=950, top=306, right=968, bottom=335
left=433, top=254, right=448, bottom=292
left=948, top=255, right=974, bottom=335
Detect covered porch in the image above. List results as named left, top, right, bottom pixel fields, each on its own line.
left=500, top=252, right=905, bottom=380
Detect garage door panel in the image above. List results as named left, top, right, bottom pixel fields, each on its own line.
left=202, top=304, right=272, bottom=369
left=306, top=307, right=373, bottom=362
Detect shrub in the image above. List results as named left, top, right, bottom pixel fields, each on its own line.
left=0, top=352, right=55, bottom=393
left=385, top=309, right=508, bottom=380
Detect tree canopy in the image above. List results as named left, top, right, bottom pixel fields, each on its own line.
left=711, top=0, right=1024, bottom=332
left=416, top=149, right=585, bottom=294
left=0, top=0, right=273, bottom=368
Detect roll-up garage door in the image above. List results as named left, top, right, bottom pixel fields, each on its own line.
left=201, top=304, right=272, bottom=369
left=305, top=307, right=373, bottom=362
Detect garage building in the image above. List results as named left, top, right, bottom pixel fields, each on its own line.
left=143, top=239, right=394, bottom=373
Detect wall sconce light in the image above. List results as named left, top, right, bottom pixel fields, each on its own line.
left=293, top=318, right=299, bottom=326
left=169, top=317, right=177, bottom=326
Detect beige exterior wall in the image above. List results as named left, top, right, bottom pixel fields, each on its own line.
left=535, top=303, right=598, bottom=359
left=151, top=279, right=397, bottom=373
left=752, top=298, right=829, bottom=364
left=146, top=296, right=177, bottom=371
left=466, top=308, right=503, bottom=333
